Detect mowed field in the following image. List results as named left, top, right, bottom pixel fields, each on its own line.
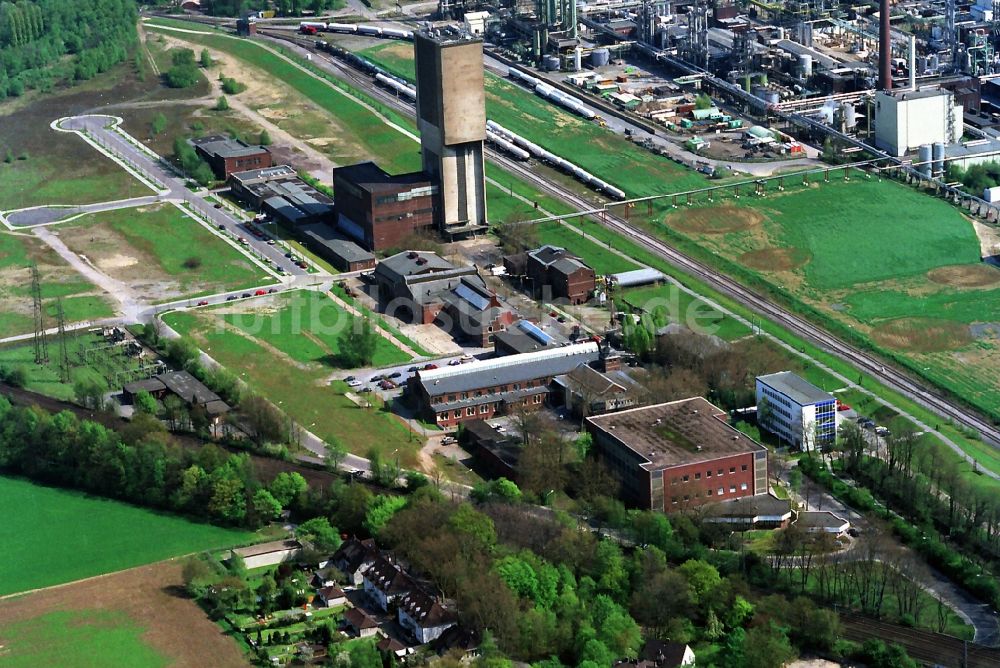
left=656, top=176, right=1000, bottom=417
left=0, top=476, right=257, bottom=596
left=56, top=203, right=273, bottom=302
left=163, top=293, right=419, bottom=465
left=0, top=560, right=247, bottom=668
left=0, top=231, right=115, bottom=339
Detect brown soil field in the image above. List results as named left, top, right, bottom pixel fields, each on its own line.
left=0, top=561, right=249, bottom=668
left=739, top=247, right=811, bottom=272
left=667, top=205, right=765, bottom=234
left=871, top=317, right=973, bottom=353
left=927, top=264, right=1000, bottom=288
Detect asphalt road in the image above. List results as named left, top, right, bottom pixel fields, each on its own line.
left=56, top=115, right=308, bottom=277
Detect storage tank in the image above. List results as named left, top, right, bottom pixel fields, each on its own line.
left=591, top=48, right=610, bottom=67
left=763, top=90, right=780, bottom=105
left=932, top=142, right=946, bottom=178
left=573, top=47, right=583, bottom=72
left=918, top=144, right=932, bottom=177
left=543, top=54, right=560, bottom=71
left=751, top=85, right=767, bottom=100
left=840, top=102, right=857, bottom=129
left=799, top=54, right=813, bottom=78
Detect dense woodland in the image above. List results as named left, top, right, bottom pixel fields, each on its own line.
left=0, top=0, right=138, bottom=100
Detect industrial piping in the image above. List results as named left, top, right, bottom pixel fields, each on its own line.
left=879, top=0, right=892, bottom=90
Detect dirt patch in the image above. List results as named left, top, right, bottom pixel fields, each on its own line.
left=739, top=247, right=810, bottom=271
left=871, top=317, right=972, bottom=353
left=927, top=264, right=1000, bottom=288
left=0, top=561, right=248, bottom=668
left=667, top=205, right=765, bottom=234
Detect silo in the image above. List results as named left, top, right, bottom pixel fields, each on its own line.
left=932, top=142, right=946, bottom=178
left=840, top=102, right=857, bottom=129
left=763, top=90, right=780, bottom=105
left=591, top=48, right=610, bottom=67
left=918, top=144, right=933, bottom=178
left=543, top=54, right=560, bottom=71
left=573, top=47, right=582, bottom=72
left=799, top=54, right=813, bottom=78
left=751, top=85, right=767, bottom=100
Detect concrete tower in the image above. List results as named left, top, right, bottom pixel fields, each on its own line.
left=414, top=31, right=488, bottom=237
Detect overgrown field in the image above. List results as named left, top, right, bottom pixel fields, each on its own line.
left=651, top=176, right=1000, bottom=418
left=163, top=300, right=419, bottom=465
left=0, top=231, right=115, bottom=339
left=58, top=203, right=273, bottom=301
left=0, top=475, right=257, bottom=596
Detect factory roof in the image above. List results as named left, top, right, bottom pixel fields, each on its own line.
left=494, top=319, right=570, bottom=354
left=610, top=267, right=666, bottom=287
left=230, top=165, right=297, bottom=183
left=191, top=134, right=269, bottom=159
left=334, top=161, right=432, bottom=193
left=704, top=494, right=792, bottom=521
left=417, top=342, right=601, bottom=397
left=757, top=371, right=833, bottom=405
left=297, top=224, right=375, bottom=264
left=878, top=86, right=950, bottom=101
left=775, top=39, right=838, bottom=70
left=585, top=397, right=766, bottom=469
left=554, top=364, right=634, bottom=399
left=377, top=250, right=455, bottom=281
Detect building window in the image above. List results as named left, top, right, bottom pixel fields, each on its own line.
left=740, top=483, right=748, bottom=491
left=706, top=470, right=712, bottom=477
left=729, top=486, right=736, bottom=494
left=671, top=477, right=678, bottom=485
left=695, top=472, right=701, bottom=480
left=671, top=497, right=678, bottom=504
left=730, top=467, right=736, bottom=474
left=466, top=407, right=476, bottom=416
left=453, top=411, right=461, bottom=419
left=718, top=468, right=724, bottom=476
left=479, top=405, right=488, bottom=414
left=741, top=464, right=748, bottom=472
left=682, top=475, right=689, bottom=482
left=683, top=495, right=689, bottom=502
left=706, top=489, right=713, bottom=496
left=717, top=487, right=724, bottom=496
left=533, top=395, right=542, bottom=404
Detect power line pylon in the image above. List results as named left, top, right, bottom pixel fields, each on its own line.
left=30, top=263, right=49, bottom=365
left=56, top=298, right=70, bottom=383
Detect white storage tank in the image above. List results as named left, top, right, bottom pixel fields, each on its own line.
left=840, top=102, right=857, bottom=128
left=932, top=142, right=945, bottom=177
left=574, top=47, right=583, bottom=72
left=591, top=48, right=610, bottom=67
left=984, top=186, right=1000, bottom=202
left=918, top=144, right=933, bottom=177
left=799, top=54, right=813, bottom=78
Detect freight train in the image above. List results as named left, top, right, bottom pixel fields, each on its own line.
left=300, top=22, right=412, bottom=40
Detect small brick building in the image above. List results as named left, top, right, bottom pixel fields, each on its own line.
left=505, top=245, right=596, bottom=305
left=334, top=161, right=436, bottom=251
left=586, top=397, right=768, bottom=512
left=191, top=135, right=272, bottom=179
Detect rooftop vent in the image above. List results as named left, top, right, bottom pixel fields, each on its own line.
left=416, top=258, right=427, bottom=265
left=407, top=252, right=418, bottom=259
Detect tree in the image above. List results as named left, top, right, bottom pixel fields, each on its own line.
left=252, top=488, right=283, bottom=524
left=337, top=317, right=378, bottom=367
left=74, top=376, right=107, bottom=410
left=165, top=49, right=200, bottom=88
left=269, top=471, right=307, bottom=507
left=677, top=559, right=721, bottom=607
left=241, top=394, right=285, bottom=445
left=133, top=390, right=158, bottom=415
left=741, top=624, right=797, bottom=668
left=297, top=517, right=342, bottom=552
left=323, top=439, right=347, bottom=472
left=208, top=476, right=247, bottom=523
left=694, top=93, right=713, bottom=109
left=364, top=494, right=408, bottom=536
left=199, top=48, right=213, bottom=67
left=259, top=129, right=272, bottom=145
left=257, top=574, right=277, bottom=614
left=215, top=95, right=229, bottom=111
left=150, top=112, right=167, bottom=136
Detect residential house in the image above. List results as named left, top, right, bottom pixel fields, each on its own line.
left=363, top=556, right=414, bottom=611
left=344, top=607, right=380, bottom=638
left=191, top=135, right=272, bottom=179
left=615, top=640, right=696, bottom=668
left=229, top=539, right=303, bottom=570
left=505, top=245, right=596, bottom=304
left=331, top=537, right=380, bottom=586
left=795, top=510, right=850, bottom=535
left=122, top=370, right=230, bottom=426
left=397, top=588, right=458, bottom=644
left=377, top=636, right=411, bottom=658
left=551, top=362, right=643, bottom=417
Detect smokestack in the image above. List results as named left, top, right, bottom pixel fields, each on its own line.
left=879, top=0, right=892, bottom=90
left=909, top=35, right=916, bottom=90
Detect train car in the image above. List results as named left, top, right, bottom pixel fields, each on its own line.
left=486, top=131, right=531, bottom=160
left=381, top=28, right=413, bottom=40
left=375, top=73, right=417, bottom=99
left=356, top=25, right=383, bottom=36
left=299, top=22, right=325, bottom=34
left=326, top=23, right=357, bottom=34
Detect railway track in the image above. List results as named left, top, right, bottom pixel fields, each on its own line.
left=257, top=28, right=1000, bottom=453
left=840, top=614, right=1000, bottom=667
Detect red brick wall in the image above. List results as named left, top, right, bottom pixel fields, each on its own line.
left=661, top=453, right=758, bottom=512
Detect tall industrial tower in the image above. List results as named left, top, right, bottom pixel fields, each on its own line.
left=414, top=31, right=488, bottom=236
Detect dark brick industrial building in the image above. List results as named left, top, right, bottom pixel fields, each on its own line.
left=585, top=397, right=768, bottom=512
left=504, top=245, right=596, bottom=304
left=333, top=162, right=437, bottom=252
left=192, top=135, right=272, bottom=179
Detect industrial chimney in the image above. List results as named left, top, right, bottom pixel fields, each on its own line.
left=879, top=0, right=892, bottom=90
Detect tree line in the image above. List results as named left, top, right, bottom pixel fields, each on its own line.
left=0, top=0, right=138, bottom=100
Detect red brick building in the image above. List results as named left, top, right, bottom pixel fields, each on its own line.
left=334, top=162, right=436, bottom=252
left=191, top=135, right=272, bottom=179
left=505, top=245, right=596, bottom=305
left=585, top=397, right=768, bottom=512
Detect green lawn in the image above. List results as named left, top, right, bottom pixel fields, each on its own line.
left=0, top=476, right=257, bottom=596
left=164, top=309, right=419, bottom=465
left=0, top=140, right=148, bottom=212
left=221, top=290, right=411, bottom=367
left=0, top=231, right=116, bottom=339
left=0, top=610, right=168, bottom=668
left=61, top=203, right=273, bottom=298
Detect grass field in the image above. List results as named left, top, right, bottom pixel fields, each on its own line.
left=163, top=306, right=420, bottom=464
left=0, top=332, right=152, bottom=401
left=0, top=476, right=257, bottom=596
left=0, top=231, right=116, bottom=339
left=0, top=561, right=249, bottom=668
left=58, top=203, right=273, bottom=301
left=220, top=290, right=411, bottom=367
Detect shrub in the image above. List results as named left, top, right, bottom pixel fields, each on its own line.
left=215, top=96, right=229, bottom=111
left=183, top=256, right=202, bottom=270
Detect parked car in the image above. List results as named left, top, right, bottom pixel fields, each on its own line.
left=214, top=202, right=222, bottom=209
left=448, top=359, right=462, bottom=366
left=297, top=261, right=308, bottom=269
left=360, top=387, right=373, bottom=393
left=254, top=289, right=267, bottom=296
left=345, top=376, right=356, bottom=382
left=441, top=436, right=457, bottom=445
left=267, top=288, right=279, bottom=294
left=226, top=295, right=238, bottom=301
left=408, top=366, right=419, bottom=372
left=196, top=300, right=209, bottom=306
left=267, top=239, right=276, bottom=245
left=423, top=363, right=438, bottom=370
left=241, top=292, right=252, bottom=299
left=347, top=379, right=363, bottom=388
left=460, top=353, right=474, bottom=363
left=217, top=224, right=226, bottom=230
left=388, top=371, right=402, bottom=379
